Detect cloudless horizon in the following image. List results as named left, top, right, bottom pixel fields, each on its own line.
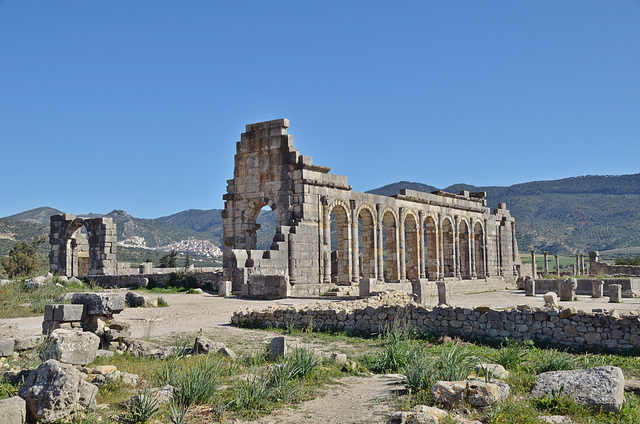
left=1, top=1, right=639, bottom=219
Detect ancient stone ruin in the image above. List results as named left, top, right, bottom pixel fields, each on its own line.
left=49, top=214, right=117, bottom=276
left=223, top=119, right=522, bottom=297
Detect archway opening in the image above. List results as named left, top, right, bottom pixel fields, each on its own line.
left=405, top=214, right=419, bottom=280
left=66, top=224, right=89, bottom=276
left=474, top=221, right=485, bottom=278
left=442, top=218, right=455, bottom=278
left=382, top=211, right=398, bottom=282
left=358, top=208, right=376, bottom=279
left=329, top=204, right=351, bottom=284
left=424, top=216, right=438, bottom=280
left=255, top=205, right=276, bottom=250
left=459, top=220, right=470, bottom=279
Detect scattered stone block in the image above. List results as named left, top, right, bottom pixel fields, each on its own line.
left=71, top=292, right=125, bottom=315
left=39, top=329, right=100, bottom=366
left=126, top=340, right=172, bottom=359
left=609, top=284, right=622, bottom=303
left=591, top=280, right=604, bottom=298
left=218, top=346, right=237, bottom=359
left=432, top=380, right=467, bottom=405
left=193, top=336, right=225, bottom=355
left=531, top=366, right=625, bottom=412
left=436, top=281, right=450, bottom=306
left=269, top=336, right=286, bottom=361
left=558, top=307, right=577, bottom=319
left=330, top=353, right=348, bottom=364
left=0, top=339, right=15, bottom=357
left=18, top=359, right=98, bottom=423
left=475, top=363, right=509, bottom=380
left=475, top=304, right=492, bottom=313
left=467, top=380, right=507, bottom=407
left=543, top=292, right=558, bottom=307
left=218, top=280, right=232, bottom=297
left=387, top=405, right=448, bottom=424
left=360, top=278, right=377, bottom=298
left=13, top=335, right=42, bottom=351
left=52, top=304, right=85, bottom=322
left=0, top=396, right=27, bottom=424
left=411, top=279, right=430, bottom=305
left=559, top=278, right=577, bottom=301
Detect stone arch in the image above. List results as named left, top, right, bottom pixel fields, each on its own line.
left=458, top=218, right=471, bottom=279
left=357, top=203, right=377, bottom=279
left=381, top=208, right=400, bottom=281
left=424, top=214, right=439, bottom=280
left=404, top=211, right=420, bottom=280
left=244, top=197, right=278, bottom=250
left=327, top=200, right=352, bottom=284
left=441, top=216, right=455, bottom=278
left=473, top=220, right=485, bottom=278
left=65, top=219, right=90, bottom=277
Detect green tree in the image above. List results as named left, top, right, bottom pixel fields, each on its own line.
left=184, top=251, right=191, bottom=268
left=159, top=249, right=178, bottom=268
left=1, top=236, right=45, bottom=278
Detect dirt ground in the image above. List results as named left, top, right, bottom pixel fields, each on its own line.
left=2, top=289, right=640, bottom=423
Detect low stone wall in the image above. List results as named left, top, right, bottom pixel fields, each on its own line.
left=232, top=291, right=640, bottom=351
left=591, top=261, right=640, bottom=277
left=530, top=278, right=640, bottom=298
left=80, top=270, right=223, bottom=289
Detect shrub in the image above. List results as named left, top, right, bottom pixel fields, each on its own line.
left=370, top=322, right=418, bottom=373
left=161, top=356, right=222, bottom=406
left=535, top=350, right=576, bottom=374
left=281, top=347, right=319, bottom=380
left=231, top=374, right=273, bottom=418
left=126, top=389, right=161, bottom=424
left=492, top=339, right=531, bottom=370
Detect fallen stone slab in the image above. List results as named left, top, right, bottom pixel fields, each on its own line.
left=0, top=338, right=15, bottom=357
left=531, top=366, right=625, bottom=412
left=18, top=359, right=98, bottom=423
left=39, top=329, right=100, bottom=366
left=126, top=339, right=172, bottom=359
left=0, top=396, right=26, bottom=424
left=13, top=335, right=43, bottom=351
left=71, top=292, right=125, bottom=315
left=387, top=405, right=448, bottom=423
left=474, top=363, right=509, bottom=380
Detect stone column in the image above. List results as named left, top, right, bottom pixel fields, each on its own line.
left=323, top=202, right=331, bottom=283
left=376, top=204, right=384, bottom=281
left=543, top=252, right=549, bottom=275
left=588, top=251, right=599, bottom=276
left=483, top=222, right=490, bottom=277
left=438, top=218, right=445, bottom=279
left=351, top=206, right=359, bottom=284
left=530, top=250, right=536, bottom=278
left=418, top=211, right=426, bottom=279
left=555, top=254, right=560, bottom=276
left=609, top=284, right=622, bottom=303
left=579, top=254, right=585, bottom=275
left=318, top=198, right=325, bottom=284
left=470, top=229, right=477, bottom=279
left=399, top=208, right=406, bottom=280
left=524, top=276, right=535, bottom=296
left=454, top=216, right=461, bottom=279
left=575, top=255, right=580, bottom=275
left=436, top=281, right=450, bottom=306
left=591, top=280, right=603, bottom=298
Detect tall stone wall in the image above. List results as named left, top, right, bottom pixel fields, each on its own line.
left=223, top=119, right=522, bottom=297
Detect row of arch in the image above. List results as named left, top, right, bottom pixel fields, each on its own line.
left=323, top=201, right=490, bottom=285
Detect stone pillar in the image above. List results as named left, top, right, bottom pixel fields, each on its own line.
left=438, top=219, right=445, bottom=279
left=323, top=202, right=331, bottom=284
left=436, top=281, right=449, bottom=306
left=288, top=233, right=296, bottom=285
left=483, top=223, right=490, bottom=277
left=454, top=217, right=461, bottom=279
left=351, top=206, right=359, bottom=284
left=575, top=255, right=580, bottom=276
left=588, top=251, right=599, bottom=276
left=399, top=208, right=406, bottom=280
left=470, top=229, right=477, bottom=279
left=579, top=254, right=585, bottom=276
left=218, top=280, right=232, bottom=297
left=412, top=279, right=429, bottom=305
left=418, top=211, right=426, bottom=279
left=555, top=254, right=560, bottom=276
left=359, top=278, right=376, bottom=298
left=609, top=284, right=622, bottom=303
left=571, top=264, right=575, bottom=275
left=530, top=250, right=536, bottom=278
left=376, top=204, right=384, bottom=281
left=559, top=278, right=577, bottom=301
left=543, top=252, right=549, bottom=275
left=524, top=276, right=536, bottom=296
left=591, top=280, right=603, bottom=298
left=269, top=336, right=286, bottom=361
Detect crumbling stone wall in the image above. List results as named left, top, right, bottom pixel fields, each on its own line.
left=49, top=214, right=117, bottom=276
left=232, top=292, right=640, bottom=351
left=223, top=119, right=521, bottom=297
left=589, top=251, right=640, bottom=277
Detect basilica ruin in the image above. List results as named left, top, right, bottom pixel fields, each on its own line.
left=223, top=119, right=522, bottom=297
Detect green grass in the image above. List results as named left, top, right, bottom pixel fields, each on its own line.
left=520, top=253, right=584, bottom=275
left=0, top=277, right=90, bottom=318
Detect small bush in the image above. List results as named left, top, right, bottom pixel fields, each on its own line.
left=281, top=347, right=319, bottom=380
left=161, top=356, right=222, bottom=406
left=157, top=297, right=169, bottom=307
left=231, top=374, right=273, bottom=418
left=370, top=322, right=418, bottom=373
left=492, top=339, right=531, bottom=370
left=168, top=401, right=191, bottom=424
left=535, top=350, right=576, bottom=374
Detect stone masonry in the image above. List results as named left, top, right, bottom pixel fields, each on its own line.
left=223, top=119, right=522, bottom=297
left=49, top=214, right=117, bottom=276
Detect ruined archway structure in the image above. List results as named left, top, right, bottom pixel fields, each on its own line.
left=223, top=119, right=521, bottom=297
left=49, top=214, right=117, bottom=276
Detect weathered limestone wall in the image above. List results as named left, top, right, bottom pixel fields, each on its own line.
left=589, top=251, right=640, bottom=277
left=532, top=278, right=640, bottom=298
left=223, top=119, right=522, bottom=298
left=232, top=292, right=640, bottom=351
left=50, top=214, right=117, bottom=276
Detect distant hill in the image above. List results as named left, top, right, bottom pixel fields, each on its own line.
left=6, top=207, right=63, bottom=225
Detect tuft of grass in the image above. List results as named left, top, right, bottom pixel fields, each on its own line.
left=161, top=356, right=223, bottom=406
left=492, top=339, right=531, bottom=370
left=231, top=374, right=273, bottom=418
left=126, top=389, right=161, bottom=424
left=168, top=401, right=191, bottom=424
left=535, top=350, right=576, bottom=374
left=0, top=278, right=89, bottom=318
left=281, top=347, right=319, bottom=380
left=157, top=297, right=169, bottom=307
left=369, top=321, right=418, bottom=373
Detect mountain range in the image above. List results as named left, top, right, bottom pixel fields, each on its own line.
left=3, top=172, right=640, bottom=257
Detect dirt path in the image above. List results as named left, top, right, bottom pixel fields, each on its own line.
left=234, top=374, right=404, bottom=424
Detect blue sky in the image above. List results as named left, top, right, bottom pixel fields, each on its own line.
left=1, top=1, right=639, bottom=219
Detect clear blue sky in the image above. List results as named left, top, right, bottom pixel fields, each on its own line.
left=1, top=1, right=639, bottom=219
